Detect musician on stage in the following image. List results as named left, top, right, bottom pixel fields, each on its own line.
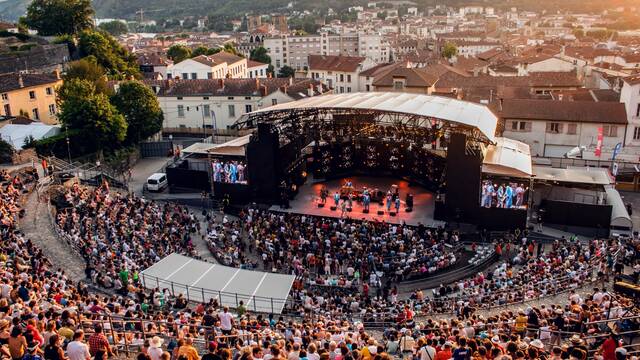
left=319, top=186, right=328, bottom=204
left=363, top=192, right=371, bottom=212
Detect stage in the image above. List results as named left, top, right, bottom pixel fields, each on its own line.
left=270, top=176, right=444, bottom=226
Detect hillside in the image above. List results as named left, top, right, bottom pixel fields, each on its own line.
left=0, top=0, right=638, bottom=24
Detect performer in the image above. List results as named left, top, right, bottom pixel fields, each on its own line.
left=333, top=191, right=340, bottom=207
left=213, top=161, right=223, bottom=182
left=386, top=191, right=392, bottom=211
left=347, top=192, right=353, bottom=208
left=505, top=183, right=514, bottom=208
left=320, top=186, right=328, bottom=204
left=515, top=184, right=524, bottom=207
left=394, top=196, right=400, bottom=213
left=237, top=163, right=245, bottom=182
left=486, top=182, right=495, bottom=208
left=496, top=184, right=505, bottom=208
left=363, top=192, right=370, bottom=211
left=229, top=162, right=238, bottom=183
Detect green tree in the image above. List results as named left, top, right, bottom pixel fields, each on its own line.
left=57, top=78, right=127, bottom=153
left=111, top=81, right=164, bottom=144
left=0, top=138, right=14, bottom=164
left=191, top=46, right=209, bottom=57
left=222, top=43, right=241, bottom=56
left=64, top=58, right=109, bottom=94
left=77, top=30, right=140, bottom=79
left=167, top=44, right=192, bottom=62
left=250, top=46, right=271, bottom=65
left=22, top=0, right=94, bottom=36
left=98, top=20, right=129, bottom=36
left=377, top=11, right=387, bottom=19
left=442, top=42, right=458, bottom=59
left=278, top=65, right=295, bottom=78
left=572, top=28, right=585, bottom=38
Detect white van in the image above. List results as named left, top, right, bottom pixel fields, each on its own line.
left=146, top=173, right=168, bottom=192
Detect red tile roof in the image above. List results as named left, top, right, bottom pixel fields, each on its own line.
left=372, top=67, right=439, bottom=87
left=499, top=99, right=627, bottom=124
left=308, top=55, right=366, bottom=72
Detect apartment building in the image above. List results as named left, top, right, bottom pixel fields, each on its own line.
left=0, top=72, right=63, bottom=124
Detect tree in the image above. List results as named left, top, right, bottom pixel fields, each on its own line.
left=57, top=78, right=127, bottom=153
left=167, top=44, right=192, bottom=63
left=250, top=46, right=271, bottom=65
left=64, top=58, right=109, bottom=94
left=22, top=0, right=94, bottom=36
left=222, top=43, right=241, bottom=56
left=191, top=46, right=209, bottom=57
left=442, top=42, right=458, bottom=59
left=98, top=20, right=128, bottom=36
left=0, top=138, right=14, bottom=164
left=377, top=11, right=387, bottom=20
left=111, top=81, right=164, bottom=144
left=77, top=30, right=140, bottom=79
left=278, top=65, right=295, bottom=78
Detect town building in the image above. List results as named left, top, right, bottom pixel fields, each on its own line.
left=307, top=55, right=375, bottom=93
left=144, top=78, right=331, bottom=129
left=167, top=51, right=248, bottom=80
left=0, top=72, right=63, bottom=125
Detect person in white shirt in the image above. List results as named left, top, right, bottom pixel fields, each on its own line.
left=67, top=330, right=90, bottom=360
left=218, top=306, right=234, bottom=334
left=148, top=336, right=164, bottom=360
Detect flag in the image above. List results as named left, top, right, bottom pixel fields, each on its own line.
left=595, top=127, right=603, bottom=157
left=612, top=142, right=622, bottom=160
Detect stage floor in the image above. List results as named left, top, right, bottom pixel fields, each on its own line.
left=270, top=176, right=444, bottom=226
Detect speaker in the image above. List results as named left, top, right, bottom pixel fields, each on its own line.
left=247, top=124, right=280, bottom=201
left=390, top=211, right=396, bottom=216
left=405, top=207, right=412, bottom=213
left=363, top=209, right=369, bottom=214
left=330, top=206, right=337, bottom=211
left=377, top=210, right=384, bottom=215
left=445, top=133, right=482, bottom=222
left=317, top=203, right=325, bottom=208
left=347, top=207, right=352, bottom=212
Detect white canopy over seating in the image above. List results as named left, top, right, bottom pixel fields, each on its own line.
left=482, top=137, right=532, bottom=178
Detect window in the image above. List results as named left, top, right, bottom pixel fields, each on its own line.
left=339, top=86, right=344, bottom=93
left=637, top=104, right=640, bottom=117
left=207, top=72, right=213, bottom=79
left=245, top=104, right=252, bottom=113
left=167, top=73, right=173, bottom=79
left=509, top=121, right=531, bottom=132
left=227, top=97, right=234, bottom=100
left=347, top=74, right=351, bottom=82
left=272, top=99, right=278, bottom=105
left=567, top=123, right=577, bottom=135
left=245, top=96, right=251, bottom=100
left=634, top=126, right=640, bottom=140
left=3, top=104, right=10, bottom=116
left=48, top=104, right=55, bottom=115
left=203, top=104, right=211, bottom=117
left=29, top=91, right=36, bottom=99
left=182, top=73, right=188, bottom=80
left=46, top=87, right=53, bottom=95
left=191, top=73, right=197, bottom=79
left=32, top=108, right=39, bottom=120
left=177, top=105, right=185, bottom=118
left=203, top=97, right=209, bottom=100
left=177, top=96, right=183, bottom=100
left=347, top=87, right=351, bottom=93
left=366, top=85, right=371, bottom=91
left=1, top=93, right=7, bottom=100
left=546, top=122, right=562, bottom=133
left=393, top=81, right=404, bottom=90
left=603, top=125, right=618, bottom=137
left=340, top=74, right=344, bottom=82
left=228, top=104, right=235, bottom=117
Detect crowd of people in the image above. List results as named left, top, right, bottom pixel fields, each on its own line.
left=206, top=208, right=464, bottom=286
left=0, top=165, right=637, bottom=360
left=54, top=183, right=200, bottom=291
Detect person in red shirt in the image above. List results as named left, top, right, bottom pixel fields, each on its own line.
left=601, top=333, right=617, bottom=360
left=435, top=342, right=453, bottom=360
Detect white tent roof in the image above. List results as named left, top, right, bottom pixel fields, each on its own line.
left=0, top=124, right=60, bottom=150
left=244, top=92, right=498, bottom=142
left=605, top=186, right=633, bottom=230
left=532, top=166, right=613, bottom=185
left=183, top=134, right=251, bottom=156
left=482, top=137, right=532, bottom=178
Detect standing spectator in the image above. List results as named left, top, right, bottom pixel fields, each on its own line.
left=148, top=337, right=164, bottom=360
left=88, top=324, right=112, bottom=360
left=67, top=331, right=90, bottom=360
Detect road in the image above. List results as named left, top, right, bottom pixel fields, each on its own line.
left=128, top=157, right=172, bottom=195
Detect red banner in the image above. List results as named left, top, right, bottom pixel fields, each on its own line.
left=595, top=127, right=603, bottom=157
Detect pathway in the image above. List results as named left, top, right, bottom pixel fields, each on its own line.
left=19, top=190, right=87, bottom=281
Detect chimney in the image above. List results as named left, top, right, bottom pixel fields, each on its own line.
left=255, top=78, right=260, bottom=91
left=54, top=69, right=61, bottom=80
left=316, top=83, right=323, bottom=94
left=218, top=78, right=225, bottom=89
left=307, top=83, right=314, bottom=97
left=558, top=93, right=563, bottom=101
left=289, top=76, right=293, bottom=86
left=18, top=74, right=24, bottom=88
left=279, top=85, right=288, bottom=94
left=260, top=84, right=268, bottom=97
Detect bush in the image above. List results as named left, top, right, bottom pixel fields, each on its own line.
left=0, top=138, right=14, bottom=164
left=33, top=129, right=97, bottom=158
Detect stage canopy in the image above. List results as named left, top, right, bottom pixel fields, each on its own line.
left=140, top=253, right=295, bottom=314
left=235, top=92, right=498, bottom=143
left=482, top=137, right=532, bottom=178
left=183, top=135, right=251, bottom=156
left=605, top=186, right=633, bottom=231
left=532, top=166, right=613, bottom=185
